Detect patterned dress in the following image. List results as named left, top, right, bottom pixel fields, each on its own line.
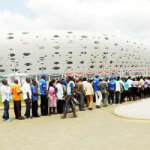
left=48, top=86, right=57, bottom=107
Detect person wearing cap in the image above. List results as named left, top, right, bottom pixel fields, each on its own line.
left=99, top=77, right=108, bottom=107
left=39, top=74, right=48, bottom=116
left=108, top=77, right=116, bottom=105
left=92, top=74, right=102, bottom=108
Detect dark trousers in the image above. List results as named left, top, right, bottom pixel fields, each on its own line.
left=63, top=95, right=76, bottom=117
left=3, top=100, right=9, bottom=120
left=41, top=95, right=48, bottom=115
left=108, top=91, right=115, bottom=104
left=49, top=107, right=56, bottom=114
left=24, top=99, right=31, bottom=118
left=57, top=100, right=65, bottom=114
left=14, top=100, right=21, bottom=119
left=78, top=93, right=84, bottom=110
left=32, top=100, right=39, bottom=117
left=115, top=91, right=121, bottom=104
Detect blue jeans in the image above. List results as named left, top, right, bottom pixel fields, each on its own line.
left=24, top=99, right=31, bottom=118
left=3, top=100, right=9, bottom=120
left=78, top=93, right=84, bottom=110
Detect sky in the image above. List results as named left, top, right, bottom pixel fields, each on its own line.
left=0, top=0, right=150, bottom=44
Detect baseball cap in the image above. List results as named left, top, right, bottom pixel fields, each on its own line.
left=95, top=74, right=99, bottom=78
left=41, top=74, right=47, bottom=78
left=113, top=76, right=117, bottom=79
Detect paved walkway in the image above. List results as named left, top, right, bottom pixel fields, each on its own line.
left=0, top=103, right=150, bottom=150
left=114, top=98, right=150, bottom=120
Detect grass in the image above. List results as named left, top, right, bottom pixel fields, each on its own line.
left=0, top=94, right=25, bottom=106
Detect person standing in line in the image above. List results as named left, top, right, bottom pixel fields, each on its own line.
left=123, top=78, right=130, bottom=101
left=82, top=78, right=88, bottom=106
left=99, top=78, right=108, bottom=107
left=146, top=77, right=150, bottom=97
left=56, top=79, right=64, bottom=114
left=62, top=76, right=77, bottom=119
left=39, top=74, right=48, bottom=116
left=119, top=77, right=124, bottom=103
left=115, top=77, right=121, bottom=104
left=108, top=77, right=116, bottom=105
left=22, top=78, right=32, bottom=119
left=131, top=78, right=138, bottom=101
left=11, top=79, right=24, bottom=120
left=127, top=76, right=133, bottom=101
left=92, top=74, right=102, bottom=108
left=76, top=78, right=85, bottom=111
left=31, top=79, right=40, bottom=117
left=84, top=79, right=94, bottom=110
left=1, top=80, right=12, bottom=122
left=48, top=80, right=57, bottom=114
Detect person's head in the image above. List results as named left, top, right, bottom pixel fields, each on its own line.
left=117, top=76, right=120, bottom=81
left=124, top=78, right=127, bottom=82
left=32, top=79, right=37, bottom=86
left=14, top=79, right=18, bottom=85
left=99, top=78, right=102, bottom=82
left=2, top=79, right=7, bottom=85
left=41, top=74, right=47, bottom=80
left=83, top=77, right=86, bottom=81
left=102, top=77, right=106, bottom=81
left=132, top=78, right=135, bottom=81
left=66, top=76, right=72, bottom=82
left=57, top=79, right=62, bottom=84
left=49, top=79, right=55, bottom=87
left=26, top=78, right=30, bottom=84
left=113, top=76, right=117, bottom=80
left=128, top=76, right=131, bottom=79
left=95, top=74, right=99, bottom=79
left=109, top=77, right=113, bottom=81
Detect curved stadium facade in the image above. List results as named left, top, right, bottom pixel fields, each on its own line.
left=0, top=30, right=150, bottom=78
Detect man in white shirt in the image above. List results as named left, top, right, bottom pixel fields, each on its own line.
left=0, top=79, right=12, bottom=122
left=22, top=78, right=32, bottom=119
left=56, top=80, right=64, bottom=114
left=115, top=77, right=121, bottom=104
left=127, top=77, right=133, bottom=101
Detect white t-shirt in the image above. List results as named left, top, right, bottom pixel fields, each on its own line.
left=115, top=81, right=121, bottom=92
left=82, top=81, right=87, bottom=90
left=56, top=83, right=63, bottom=100
left=22, top=82, right=31, bottom=100
left=0, top=85, right=10, bottom=102
left=127, top=79, right=133, bottom=88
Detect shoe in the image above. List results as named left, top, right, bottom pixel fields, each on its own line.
left=34, top=115, right=40, bottom=117
left=18, top=117, right=24, bottom=120
left=5, top=119, right=13, bottom=122
left=79, top=109, right=85, bottom=111
left=26, top=117, right=32, bottom=119
left=88, top=108, right=93, bottom=110
left=72, top=115, right=77, bottom=118
left=61, top=116, right=66, bottom=119
left=96, top=105, right=101, bottom=108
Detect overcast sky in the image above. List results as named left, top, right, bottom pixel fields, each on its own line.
left=0, top=0, right=150, bottom=44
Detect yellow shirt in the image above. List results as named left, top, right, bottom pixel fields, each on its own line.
left=11, top=84, right=21, bottom=101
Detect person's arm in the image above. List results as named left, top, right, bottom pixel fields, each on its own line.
left=17, top=86, right=22, bottom=94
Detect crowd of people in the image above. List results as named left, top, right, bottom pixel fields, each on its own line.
left=1, top=73, right=150, bottom=122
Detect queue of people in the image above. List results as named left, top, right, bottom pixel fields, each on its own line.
left=1, top=74, right=150, bottom=122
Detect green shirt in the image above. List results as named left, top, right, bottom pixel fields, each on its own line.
left=99, top=81, right=108, bottom=94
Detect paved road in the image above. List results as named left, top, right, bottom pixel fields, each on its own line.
left=0, top=103, right=150, bottom=150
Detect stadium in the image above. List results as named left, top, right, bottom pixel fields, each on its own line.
left=0, top=30, right=150, bottom=80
